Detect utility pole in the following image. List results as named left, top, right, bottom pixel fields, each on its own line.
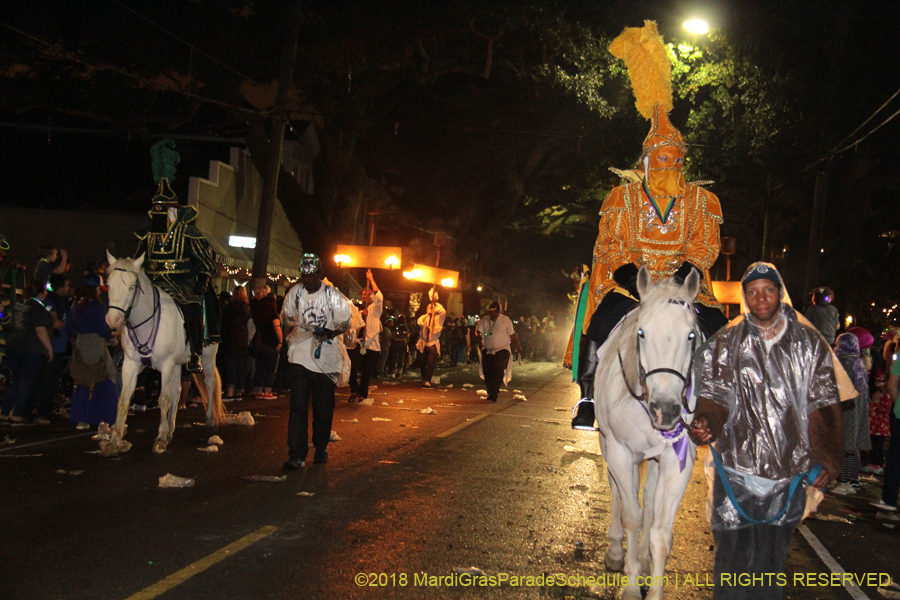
left=803, top=170, right=829, bottom=294
left=252, top=0, right=303, bottom=290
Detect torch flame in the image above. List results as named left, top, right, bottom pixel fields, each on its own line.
left=334, top=254, right=352, bottom=265
left=384, top=255, right=400, bottom=269
left=440, top=278, right=456, bottom=288
left=403, top=269, right=422, bottom=280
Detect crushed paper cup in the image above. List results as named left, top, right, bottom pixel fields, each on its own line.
left=360, top=398, right=374, bottom=406
left=297, top=491, right=315, bottom=497
left=513, top=394, right=527, bottom=401
left=341, top=418, right=359, bottom=423
left=198, top=445, right=219, bottom=453
left=330, top=431, right=342, bottom=441
left=382, top=402, right=389, bottom=406
left=395, top=400, right=404, bottom=404
left=207, top=435, right=224, bottom=445
left=462, top=383, right=473, bottom=388
left=243, top=475, right=287, bottom=483
left=159, top=473, right=195, bottom=488
left=224, top=411, right=255, bottom=426
left=419, top=407, right=437, bottom=415
left=372, top=417, right=392, bottom=422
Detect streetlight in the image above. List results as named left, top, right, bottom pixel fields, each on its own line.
left=683, top=19, right=709, bottom=35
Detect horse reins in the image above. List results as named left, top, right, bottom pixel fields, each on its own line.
left=617, top=298, right=698, bottom=416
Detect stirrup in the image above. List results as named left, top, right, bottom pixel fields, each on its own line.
left=186, top=354, right=203, bottom=373
left=571, top=398, right=598, bottom=431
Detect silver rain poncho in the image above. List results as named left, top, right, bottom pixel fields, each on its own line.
left=695, top=262, right=840, bottom=529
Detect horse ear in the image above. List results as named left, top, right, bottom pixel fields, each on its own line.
left=683, top=268, right=701, bottom=301
left=636, top=266, right=651, bottom=298
left=134, top=253, right=146, bottom=269
left=107, top=250, right=117, bottom=266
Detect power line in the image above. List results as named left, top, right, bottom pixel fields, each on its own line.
left=109, top=0, right=266, bottom=88
left=0, top=20, right=265, bottom=118
left=830, top=85, right=900, bottom=152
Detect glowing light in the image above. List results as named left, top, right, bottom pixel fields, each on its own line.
left=477, top=285, right=483, bottom=292
left=683, top=19, right=709, bottom=35
left=229, top=235, right=256, bottom=248
left=845, top=315, right=854, bottom=328
left=403, top=269, right=422, bottom=280
left=440, top=278, right=456, bottom=288
left=334, top=254, right=352, bottom=265
left=384, top=255, right=400, bottom=269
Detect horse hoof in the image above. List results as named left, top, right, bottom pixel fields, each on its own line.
left=620, top=587, right=643, bottom=600
left=99, top=444, right=119, bottom=458
left=153, top=440, right=168, bottom=453
left=604, top=552, right=625, bottom=572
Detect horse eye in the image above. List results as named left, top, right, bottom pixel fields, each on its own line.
left=637, top=329, right=644, bottom=338
left=688, top=332, right=696, bottom=340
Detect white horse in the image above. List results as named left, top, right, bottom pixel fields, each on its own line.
left=103, top=252, right=224, bottom=456
left=594, top=266, right=701, bottom=600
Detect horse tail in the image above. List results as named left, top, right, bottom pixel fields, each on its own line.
left=193, top=368, right=226, bottom=426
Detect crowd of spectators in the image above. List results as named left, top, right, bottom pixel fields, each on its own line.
left=0, top=238, right=571, bottom=429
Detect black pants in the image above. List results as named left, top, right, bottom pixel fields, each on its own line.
left=287, top=363, right=335, bottom=461
left=482, top=349, right=509, bottom=400
left=348, top=347, right=379, bottom=398
left=577, top=291, right=728, bottom=398
left=34, top=353, right=67, bottom=419
left=881, top=413, right=900, bottom=506
left=711, top=474, right=805, bottom=599
left=181, top=302, right=204, bottom=356
left=388, top=339, right=408, bottom=374
left=420, top=345, right=438, bottom=383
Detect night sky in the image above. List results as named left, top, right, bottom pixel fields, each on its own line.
left=2, top=0, right=899, bottom=324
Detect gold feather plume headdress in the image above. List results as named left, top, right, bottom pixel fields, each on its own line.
left=608, top=21, right=683, bottom=154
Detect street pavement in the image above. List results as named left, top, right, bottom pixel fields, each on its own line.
left=1, top=361, right=898, bottom=599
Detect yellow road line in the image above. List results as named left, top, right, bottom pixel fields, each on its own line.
left=123, top=525, right=277, bottom=600
left=436, top=412, right=491, bottom=438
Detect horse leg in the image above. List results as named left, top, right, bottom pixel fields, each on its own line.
left=640, top=459, right=659, bottom=576
left=154, top=364, right=178, bottom=453
left=101, top=358, right=139, bottom=457
left=605, top=445, right=644, bottom=600
left=605, top=469, right=625, bottom=572
left=644, top=452, right=693, bottom=600
left=199, top=345, right=223, bottom=429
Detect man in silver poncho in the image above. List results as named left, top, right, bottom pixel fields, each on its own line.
left=689, top=262, right=842, bottom=600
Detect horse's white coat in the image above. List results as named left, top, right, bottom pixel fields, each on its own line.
left=593, top=267, right=701, bottom=600
left=103, top=252, right=223, bottom=455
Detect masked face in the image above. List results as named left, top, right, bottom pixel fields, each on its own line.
left=644, top=146, right=686, bottom=197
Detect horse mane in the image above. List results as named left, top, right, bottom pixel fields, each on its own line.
left=607, top=278, right=698, bottom=395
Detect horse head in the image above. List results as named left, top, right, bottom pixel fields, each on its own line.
left=105, top=251, right=145, bottom=330
left=623, top=266, right=700, bottom=431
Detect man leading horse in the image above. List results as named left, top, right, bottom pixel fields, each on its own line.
left=134, top=139, right=219, bottom=373
left=570, top=21, right=727, bottom=430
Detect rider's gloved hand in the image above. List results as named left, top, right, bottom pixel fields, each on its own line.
left=673, top=262, right=699, bottom=285
left=613, top=263, right=640, bottom=300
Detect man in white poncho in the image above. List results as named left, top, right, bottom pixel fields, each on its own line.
left=280, top=253, right=352, bottom=469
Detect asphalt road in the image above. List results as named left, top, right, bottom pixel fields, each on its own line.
left=2, top=362, right=898, bottom=600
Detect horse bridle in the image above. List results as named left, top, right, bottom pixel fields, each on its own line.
left=617, top=298, right=698, bottom=416
left=108, top=267, right=161, bottom=358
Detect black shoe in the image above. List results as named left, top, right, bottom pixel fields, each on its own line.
left=283, top=457, right=306, bottom=469
left=313, top=448, right=328, bottom=464
left=571, top=398, right=599, bottom=431
left=487, top=394, right=498, bottom=402
left=186, top=354, right=203, bottom=373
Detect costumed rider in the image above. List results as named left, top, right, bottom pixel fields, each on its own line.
left=134, top=139, right=219, bottom=373
left=571, top=21, right=728, bottom=430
